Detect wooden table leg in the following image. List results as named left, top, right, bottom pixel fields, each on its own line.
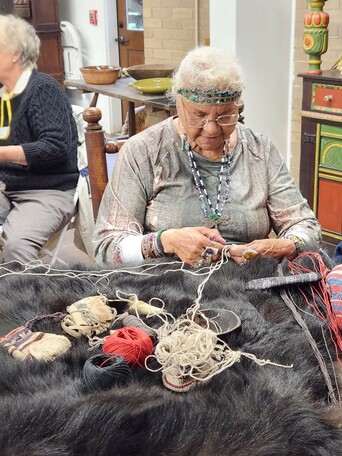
left=128, top=101, right=136, bottom=137
left=90, top=93, right=99, bottom=107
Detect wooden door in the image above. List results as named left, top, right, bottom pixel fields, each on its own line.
left=30, top=0, right=64, bottom=84
left=116, top=0, right=144, bottom=122
left=0, top=0, right=14, bottom=14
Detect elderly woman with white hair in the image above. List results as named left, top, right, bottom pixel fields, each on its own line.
left=0, top=14, right=78, bottom=263
left=93, top=46, right=321, bottom=267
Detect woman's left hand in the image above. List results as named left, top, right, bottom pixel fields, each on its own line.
left=227, top=238, right=296, bottom=265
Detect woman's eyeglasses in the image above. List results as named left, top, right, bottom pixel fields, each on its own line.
left=181, top=100, right=239, bottom=128
left=187, top=114, right=239, bottom=128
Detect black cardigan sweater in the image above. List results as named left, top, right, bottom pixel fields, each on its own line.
left=0, top=70, right=78, bottom=191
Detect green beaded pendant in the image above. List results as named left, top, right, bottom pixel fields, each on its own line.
left=204, top=214, right=229, bottom=228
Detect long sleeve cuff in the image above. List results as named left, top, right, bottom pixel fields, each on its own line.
left=120, top=234, right=144, bottom=265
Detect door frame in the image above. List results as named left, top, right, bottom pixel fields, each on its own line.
left=103, top=0, right=122, bottom=132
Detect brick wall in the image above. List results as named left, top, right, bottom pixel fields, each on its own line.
left=143, top=1, right=341, bottom=176
left=292, top=0, right=342, bottom=183
left=143, top=0, right=209, bottom=126
left=143, top=0, right=209, bottom=67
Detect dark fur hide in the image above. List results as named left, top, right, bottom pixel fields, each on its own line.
left=0, top=255, right=341, bottom=456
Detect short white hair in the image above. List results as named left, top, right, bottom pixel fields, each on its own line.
left=0, top=14, right=40, bottom=69
left=172, top=46, right=244, bottom=98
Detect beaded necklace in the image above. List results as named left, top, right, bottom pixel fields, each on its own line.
left=183, top=136, right=233, bottom=228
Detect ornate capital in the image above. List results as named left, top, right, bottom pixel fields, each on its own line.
left=303, top=0, right=330, bottom=74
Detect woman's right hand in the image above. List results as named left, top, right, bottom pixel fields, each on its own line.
left=160, top=227, right=225, bottom=267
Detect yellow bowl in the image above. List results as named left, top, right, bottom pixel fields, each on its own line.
left=130, top=78, right=173, bottom=94
left=80, top=66, right=121, bottom=84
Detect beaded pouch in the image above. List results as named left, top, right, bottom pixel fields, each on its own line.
left=61, top=295, right=117, bottom=338
left=0, top=326, right=71, bottom=361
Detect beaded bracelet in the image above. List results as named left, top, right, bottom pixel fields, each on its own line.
left=141, top=229, right=167, bottom=260
left=155, top=229, right=167, bottom=256
left=141, top=235, right=152, bottom=259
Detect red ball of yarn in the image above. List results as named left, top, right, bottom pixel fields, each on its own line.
left=103, top=326, right=153, bottom=366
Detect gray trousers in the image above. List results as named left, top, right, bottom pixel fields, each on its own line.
left=0, top=189, right=76, bottom=263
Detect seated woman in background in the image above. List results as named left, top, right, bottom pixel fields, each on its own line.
left=0, top=14, right=78, bottom=263
left=93, top=46, right=321, bottom=268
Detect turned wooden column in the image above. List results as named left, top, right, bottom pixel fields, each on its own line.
left=83, top=107, right=125, bottom=220
left=83, top=108, right=108, bottom=220
left=303, top=0, right=329, bottom=74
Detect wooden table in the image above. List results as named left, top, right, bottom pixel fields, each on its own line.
left=64, top=77, right=176, bottom=136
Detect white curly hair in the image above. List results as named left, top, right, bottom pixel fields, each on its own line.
left=0, top=14, right=40, bottom=69
left=171, top=46, right=244, bottom=99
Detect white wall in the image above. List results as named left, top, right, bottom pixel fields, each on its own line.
left=59, top=0, right=121, bottom=133
left=210, top=0, right=296, bottom=165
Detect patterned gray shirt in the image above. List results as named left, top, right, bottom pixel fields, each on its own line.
left=93, top=117, right=321, bottom=264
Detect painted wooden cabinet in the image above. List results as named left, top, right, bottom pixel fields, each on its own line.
left=299, top=70, right=342, bottom=250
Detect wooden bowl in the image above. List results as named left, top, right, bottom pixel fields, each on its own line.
left=80, top=66, right=121, bottom=84
left=125, top=64, right=174, bottom=80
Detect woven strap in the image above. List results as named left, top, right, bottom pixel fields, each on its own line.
left=327, top=265, right=342, bottom=331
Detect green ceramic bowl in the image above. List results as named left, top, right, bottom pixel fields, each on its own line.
left=130, top=78, right=173, bottom=94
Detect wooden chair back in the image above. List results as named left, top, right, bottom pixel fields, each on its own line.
left=83, top=107, right=126, bottom=219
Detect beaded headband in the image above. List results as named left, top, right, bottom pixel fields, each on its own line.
left=177, top=87, right=242, bottom=104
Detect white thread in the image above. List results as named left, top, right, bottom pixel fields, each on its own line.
left=0, top=255, right=292, bottom=387
left=145, top=314, right=293, bottom=383
left=95, top=222, right=144, bottom=245
left=192, top=246, right=231, bottom=308
left=0, top=256, right=224, bottom=287
left=144, top=246, right=292, bottom=383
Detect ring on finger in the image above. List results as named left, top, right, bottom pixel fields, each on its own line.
left=200, top=253, right=213, bottom=265
left=193, top=259, right=204, bottom=268
left=202, top=246, right=219, bottom=256
left=242, top=247, right=259, bottom=261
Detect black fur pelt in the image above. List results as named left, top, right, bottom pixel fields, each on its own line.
left=0, top=254, right=341, bottom=456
